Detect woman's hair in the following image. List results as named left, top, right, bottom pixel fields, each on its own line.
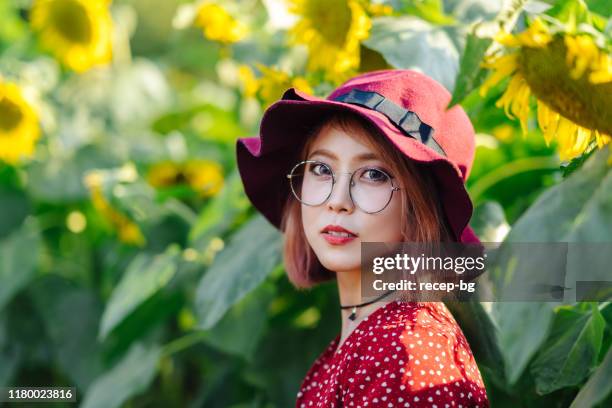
left=280, top=110, right=453, bottom=289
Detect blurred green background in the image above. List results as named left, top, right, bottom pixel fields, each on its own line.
left=1, top=0, right=611, bottom=407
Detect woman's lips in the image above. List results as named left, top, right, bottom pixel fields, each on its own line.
left=322, top=232, right=357, bottom=245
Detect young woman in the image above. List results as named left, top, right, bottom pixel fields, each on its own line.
left=236, top=70, right=489, bottom=407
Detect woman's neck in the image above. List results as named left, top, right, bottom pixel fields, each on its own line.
left=336, top=268, right=383, bottom=345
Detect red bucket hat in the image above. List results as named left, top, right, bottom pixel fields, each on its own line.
left=236, top=69, right=480, bottom=244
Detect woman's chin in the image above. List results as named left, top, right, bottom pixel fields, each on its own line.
left=316, top=254, right=361, bottom=275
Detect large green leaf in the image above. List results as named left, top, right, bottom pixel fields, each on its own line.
left=445, top=301, right=505, bottom=375
left=195, top=214, right=282, bottom=329
left=569, top=346, right=612, bottom=407
left=470, top=200, right=510, bottom=242
left=0, top=218, right=41, bottom=311
left=501, top=147, right=611, bottom=242
left=490, top=302, right=556, bottom=385
left=399, top=0, right=456, bottom=24
left=26, top=144, right=121, bottom=203
left=448, top=32, right=491, bottom=106
left=99, top=245, right=180, bottom=340
left=530, top=304, right=605, bottom=394
left=443, top=0, right=503, bottom=23
left=80, top=342, right=161, bottom=408
left=489, top=147, right=612, bottom=384
left=200, top=281, right=275, bottom=361
left=0, top=313, right=19, bottom=387
left=0, top=187, right=30, bottom=239
left=29, top=275, right=105, bottom=390
left=189, top=169, right=251, bottom=251
left=363, top=16, right=460, bottom=91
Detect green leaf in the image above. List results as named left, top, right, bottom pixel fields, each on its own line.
left=449, top=32, right=492, bottom=106
left=29, top=275, right=105, bottom=390
left=491, top=302, right=556, bottom=385
left=26, top=144, right=121, bottom=203
left=80, top=342, right=161, bottom=408
left=585, top=0, right=612, bottom=18
left=561, top=146, right=598, bottom=178
left=363, top=16, right=460, bottom=91
left=153, top=103, right=246, bottom=144
left=195, top=214, right=282, bottom=329
left=470, top=200, right=510, bottom=242
left=0, top=313, right=19, bottom=387
left=545, top=0, right=593, bottom=30
left=570, top=346, right=612, bottom=407
left=488, top=148, right=612, bottom=384
left=400, top=0, right=456, bottom=24
left=0, top=1, right=27, bottom=47
left=0, top=188, right=30, bottom=239
left=496, top=147, right=611, bottom=299
left=200, top=281, right=275, bottom=361
left=189, top=169, right=251, bottom=251
left=99, top=245, right=180, bottom=340
left=443, top=0, right=503, bottom=24
left=445, top=301, right=505, bottom=376
left=530, top=304, right=605, bottom=394
left=0, top=218, right=41, bottom=311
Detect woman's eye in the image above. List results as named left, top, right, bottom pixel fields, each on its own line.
left=310, top=163, right=332, bottom=177
left=362, top=168, right=388, bottom=182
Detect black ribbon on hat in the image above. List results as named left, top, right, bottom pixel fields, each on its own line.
left=332, top=89, right=446, bottom=158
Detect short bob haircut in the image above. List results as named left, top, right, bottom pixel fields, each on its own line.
left=280, top=110, right=454, bottom=290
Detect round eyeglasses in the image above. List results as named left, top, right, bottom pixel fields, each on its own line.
left=286, top=160, right=401, bottom=214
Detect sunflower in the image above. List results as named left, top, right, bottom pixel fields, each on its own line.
left=287, top=0, right=371, bottom=82
left=480, top=18, right=612, bottom=162
left=182, top=159, right=224, bottom=197
left=30, top=0, right=113, bottom=72
left=194, top=1, right=248, bottom=44
left=0, top=81, right=41, bottom=164
left=147, top=159, right=224, bottom=198
left=238, top=64, right=313, bottom=108
left=84, top=172, right=146, bottom=246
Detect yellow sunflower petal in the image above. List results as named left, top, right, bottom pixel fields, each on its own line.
left=589, top=53, right=612, bottom=84
left=288, top=0, right=371, bottom=82
left=248, top=64, right=312, bottom=108
left=0, top=81, right=41, bottom=164
left=555, top=117, right=593, bottom=161
left=194, top=1, right=248, bottom=44
left=30, top=0, right=113, bottom=72
left=479, top=53, right=520, bottom=97
left=536, top=100, right=559, bottom=147
left=237, top=65, right=259, bottom=97
left=183, top=159, right=224, bottom=198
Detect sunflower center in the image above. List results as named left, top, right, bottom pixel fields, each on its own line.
left=520, top=37, right=612, bottom=135
left=305, top=0, right=352, bottom=46
left=50, top=0, right=93, bottom=44
left=0, top=96, right=23, bottom=132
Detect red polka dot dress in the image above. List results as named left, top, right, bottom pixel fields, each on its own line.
left=295, top=300, right=489, bottom=408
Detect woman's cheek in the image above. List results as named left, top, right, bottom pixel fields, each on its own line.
left=301, top=206, right=319, bottom=246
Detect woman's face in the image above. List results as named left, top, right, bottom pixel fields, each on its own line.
left=301, top=125, right=404, bottom=274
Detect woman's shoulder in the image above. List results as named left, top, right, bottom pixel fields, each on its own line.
left=355, top=301, right=463, bottom=346
left=354, top=301, right=477, bottom=370
left=340, top=301, right=489, bottom=407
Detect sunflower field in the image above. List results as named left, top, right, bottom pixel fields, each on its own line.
left=1, top=0, right=611, bottom=407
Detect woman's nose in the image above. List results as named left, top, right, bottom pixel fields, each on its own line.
left=326, top=173, right=355, bottom=214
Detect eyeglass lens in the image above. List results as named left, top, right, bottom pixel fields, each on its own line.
left=289, top=161, right=395, bottom=213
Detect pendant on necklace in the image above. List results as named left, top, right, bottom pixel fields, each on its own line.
left=348, top=306, right=357, bottom=321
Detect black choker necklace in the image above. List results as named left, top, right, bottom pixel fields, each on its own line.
left=340, top=290, right=396, bottom=321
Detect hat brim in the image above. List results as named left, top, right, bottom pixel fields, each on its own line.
left=236, top=88, right=477, bottom=243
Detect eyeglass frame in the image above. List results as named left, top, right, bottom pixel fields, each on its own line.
left=286, top=159, right=401, bottom=214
